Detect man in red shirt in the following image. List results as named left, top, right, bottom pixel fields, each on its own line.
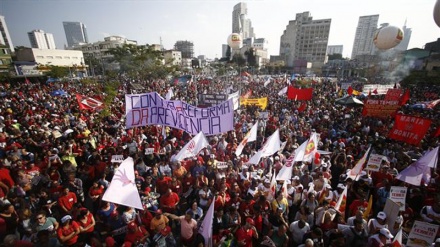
left=58, top=187, right=77, bottom=214
left=124, top=222, right=149, bottom=245
left=160, top=188, right=180, bottom=214
left=235, top=218, right=258, bottom=247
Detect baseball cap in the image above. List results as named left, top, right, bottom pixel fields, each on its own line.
left=379, top=228, right=393, bottom=239
left=377, top=211, right=387, bottom=220
left=337, top=183, right=345, bottom=189
left=246, top=218, right=255, bottom=226
left=105, top=236, right=116, bottom=247
left=61, top=215, right=72, bottom=224
left=128, top=222, right=137, bottom=230
left=156, top=209, right=163, bottom=215
left=161, top=226, right=172, bottom=236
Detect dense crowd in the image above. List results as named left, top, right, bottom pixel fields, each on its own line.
left=0, top=74, right=439, bottom=247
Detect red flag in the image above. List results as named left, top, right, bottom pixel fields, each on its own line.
left=25, top=78, right=30, bottom=84
left=347, top=86, right=353, bottom=96
left=241, top=90, right=252, bottom=99
left=298, top=102, right=307, bottom=112
left=76, top=94, right=104, bottom=110
left=373, top=89, right=378, bottom=94
left=399, top=89, right=410, bottom=106
left=368, top=89, right=371, bottom=97
left=388, top=114, right=432, bottom=145
left=287, top=87, right=313, bottom=101
left=433, top=126, right=440, bottom=138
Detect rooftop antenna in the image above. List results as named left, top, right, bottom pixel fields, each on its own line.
left=160, top=36, right=163, bottom=51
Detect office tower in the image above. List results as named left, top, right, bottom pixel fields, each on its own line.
left=28, top=30, right=56, bottom=49
left=351, top=15, right=379, bottom=59
left=395, top=20, right=412, bottom=51
left=280, top=12, right=331, bottom=68
left=174, top=40, right=194, bottom=59
left=63, top=21, right=89, bottom=47
left=327, top=45, right=343, bottom=55
left=0, top=15, right=14, bottom=52
left=232, top=2, right=255, bottom=39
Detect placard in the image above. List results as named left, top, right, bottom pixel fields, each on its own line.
left=407, top=220, right=439, bottom=247
left=145, top=148, right=155, bottom=155
left=216, top=162, right=228, bottom=169
left=362, top=99, right=400, bottom=118
left=365, top=154, right=385, bottom=171
left=389, top=186, right=407, bottom=211
left=111, top=155, right=124, bottom=163
left=126, top=92, right=234, bottom=136
left=259, top=111, right=269, bottom=120
left=197, top=94, right=227, bottom=107
left=383, top=199, right=400, bottom=229
left=240, top=97, right=268, bottom=110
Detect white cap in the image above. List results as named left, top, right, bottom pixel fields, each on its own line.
left=337, top=183, right=345, bottom=189
left=264, top=179, right=270, bottom=183
left=377, top=211, right=387, bottom=220
left=379, top=228, right=393, bottom=239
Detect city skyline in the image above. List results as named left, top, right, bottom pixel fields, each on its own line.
left=1, top=0, right=439, bottom=59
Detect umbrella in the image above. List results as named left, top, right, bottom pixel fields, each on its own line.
left=50, top=90, right=68, bottom=97
left=335, top=96, right=364, bottom=107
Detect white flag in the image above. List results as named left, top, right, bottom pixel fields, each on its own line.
left=165, top=88, right=174, bottom=100
left=281, top=179, right=288, bottom=199
left=174, top=132, right=209, bottom=161
left=396, top=146, right=438, bottom=186
left=278, top=86, right=288, bottom=96
left=264, top=77, right=272, bottom=87
left=199, top=200, right=215, bottom=247
left=102, top=157, right=143, bottom=210
left=293, top=139, right=309, bottom=162
left=235, top=121, right=258, bottom=156
left=268, top=170, right=277, bottom=201
left=228, top=91, right=240, bottom=110
left=347, top=147, right=371, bottom=180
left=335, top=186, right=347, bottom=212
left=248, top=129, right=281, bottom=164
left=302, top=133, right=319, bottom=163
left=276, top=152, right=295, bottom=181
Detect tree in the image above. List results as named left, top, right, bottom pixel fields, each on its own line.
left=232, top=54, right=246, bottom=66
left=44, top=65, right=69, bottom=78
left=245, top=48, right=257, bottom=68
left=328, top=54, right=343, bottom=60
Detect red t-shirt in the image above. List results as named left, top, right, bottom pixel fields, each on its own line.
left=349, top=200, right=368, bottom=216
left=58, top=192, right=77, bottom=212
left=57, top=221, right=80, bottom=246
left=235, top=227, right=255, bottom=247
left=125, top=226, right=148, bottom=244
left=160, top=193, right=180, bottom=209
left=78, top=213, right=94, bottom=233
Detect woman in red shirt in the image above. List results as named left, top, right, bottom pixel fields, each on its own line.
left=88, top=180, right=104, bottom=210
left=77, top=208, right=95, bottom=245
left=57, top=215, right=80, bottom=246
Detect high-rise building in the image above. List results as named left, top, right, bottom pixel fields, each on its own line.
left=280, top=12, right=331, bottom=68
left=174, top=40, right=194, bottom=59
left=0, top=15, right=14, bottom=52
left=232, top=2, right=255, bottom=39
left=28, top=30, right=56, bottom=49
left=327, top=45, right=343, bottom=55
left=395, top=20, right=412, bottom=51
left=63, top=21, right=89, bottom=47
left=351, top=15, right=379, bottom=59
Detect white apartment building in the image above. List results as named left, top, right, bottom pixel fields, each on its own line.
left=0, top=15, right=14, bottom=52
left=15, top=48, right=85, bottom=67
left=28, top=30, right=56, bottom=49
left=351, top=15, right=379, bottom=59
left=327, top=45, right=343, bottom=55
left=280, top=12, right=331, bottom=69
left=163, top=50, right=182, bottom=66
left=232, top=2, right=255, bottom=39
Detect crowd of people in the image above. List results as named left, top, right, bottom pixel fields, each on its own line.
left=0, top=74, right=438, bottom=247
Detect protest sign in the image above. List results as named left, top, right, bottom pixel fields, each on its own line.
left=145, top=148, right=155, bottom=155
left=407, top=220, right=439, bottom=247
left=362, top=84, right=394, bottom=95
left=384, top=199, right=400, bottom=229
left=384, top=89, right=402, bottom=101
left=259, top=111, right=269, bottom=120
left=362, top=99, right=400, bottom=118
left=240, top=97, right=268, bottom=110
left=388, top=114, right=432, bottom=145
left=389, top=186, right=407, bottom=211
left=198, top=94, right=227, bottom=107
left=125, top=92, right=234, bottom=136
left=365, top=154, right=385, bottom=171
left=111, top=155, right=124, bottom=163
left=216, top=162, right=229, bottom=169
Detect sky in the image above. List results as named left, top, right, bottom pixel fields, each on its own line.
left=1, top=0, right=440, bottom=59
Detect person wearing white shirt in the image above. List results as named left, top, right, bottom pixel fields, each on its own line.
left=289, top=219, right=310, bottom=245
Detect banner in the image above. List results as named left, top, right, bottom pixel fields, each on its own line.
left=384, top=89, right=402, bottom=101
left=407, top=221, right=439, bottom=247
left=126, top=92, right=234, bottom=136
left=362, top=84, right=394, bottom=95
left=111, top=155, right=124, bottom=163
left=287, top=87, right=313, bottom=101
left=362, top=99, right=400, bottom=118
left=198, top=94, right=227, bottom=107
left=228, top=91, right=240, bottom=110
left=388, top=114, right=432, bottom=145
left=145, top=148, right=155, bottom=155
left=365, top=154, right=386, bottom=171
left=240, top=97, right=268, bottom=110
left=216, top=162, right=228, bottom=169
left=389, top=186, right=407, bottom=211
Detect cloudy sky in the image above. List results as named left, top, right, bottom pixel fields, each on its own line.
left=1, top=0, right=439, bottom=59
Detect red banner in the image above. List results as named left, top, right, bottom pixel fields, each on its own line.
left=362, top=99, right=400, bottom=118
left=388, top=114, right=432, bottom=145
left=287, top=87, right=313, bottom=101
left=384, top=89, right=402, bottom=101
